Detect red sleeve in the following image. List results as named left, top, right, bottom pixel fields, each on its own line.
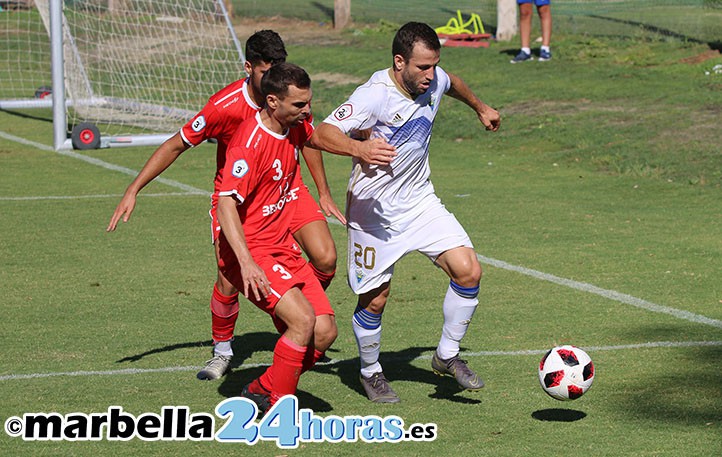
left=218, top=128, right=258, bottom=204
left=180, top=102, right=227, bottom=147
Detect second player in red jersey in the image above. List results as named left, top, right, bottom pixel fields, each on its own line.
left=107, top=31, right=342, bottom=381
left=216, top=63, right=336, bottom=411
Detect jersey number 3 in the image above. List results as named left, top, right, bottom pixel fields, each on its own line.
left=273, top=264, right=292, bottom=279
left=272, top=159, right=283, bottom=181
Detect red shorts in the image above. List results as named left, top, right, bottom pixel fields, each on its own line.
left=217, top=235, right=334, bottom=331
left=288, top=183, right=327, bottom=233
left=210, top=183, right=326, bottom=243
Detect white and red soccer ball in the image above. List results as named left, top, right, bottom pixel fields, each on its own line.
left=538, top=345, right=595, bottom=400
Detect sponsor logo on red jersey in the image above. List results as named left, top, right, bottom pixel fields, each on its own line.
left=262, top=187, right=300, bottom=217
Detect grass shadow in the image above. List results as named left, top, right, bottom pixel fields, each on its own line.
left=310, top=1, right=334, bottom=21
left=115, top=331, right=279, bottom=367
left=0, top=108, right=53, bottom=124
left=532, top=408, right=587, bottom=422
left=609, top=343, right=722, bottom=425
left=320, top=346, right=482, bottom=404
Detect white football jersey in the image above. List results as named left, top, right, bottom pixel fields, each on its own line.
left=323, top=67, right=451, bottom=231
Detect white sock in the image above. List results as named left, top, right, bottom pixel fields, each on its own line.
left=521, top=47, right=531, bottom=55
left=541, top=45, right=550, bottom=53
left=353, top=306, right=383, bottom=378
left=214, top=340, right=233, bottom=357
left=437, top=281, right=479, bottom=360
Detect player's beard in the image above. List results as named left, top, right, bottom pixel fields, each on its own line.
left=402, top=71, right=430, bottom=97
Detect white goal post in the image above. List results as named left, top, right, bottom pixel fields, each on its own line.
left=0, top=0, right=244, bottom=150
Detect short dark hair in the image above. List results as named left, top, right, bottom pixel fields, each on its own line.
left=261, top=62, right=311, bottom=99
left=392, top=22, right=440, bottom=61
left=245, top=30, right=287, bottom=65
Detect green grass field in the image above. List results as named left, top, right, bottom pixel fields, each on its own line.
left=1, top=8, right=722, bottom=457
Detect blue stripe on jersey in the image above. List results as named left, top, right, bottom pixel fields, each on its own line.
left=384, top=116, right=433, bottom=147
left=450, top=281, right=479, bottom=299
left=352, top=305, right=382, bottom=330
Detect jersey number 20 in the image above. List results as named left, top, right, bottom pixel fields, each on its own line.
left=353, top=243, right=376, bottom=270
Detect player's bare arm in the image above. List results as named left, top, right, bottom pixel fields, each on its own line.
left=310, top=123, right=397, bottom=166
left=106, top=133, right=190, bottom=232
left=446, top=72, right=501, bottom=132
left=216, top=195, right=271, bottom=301
left=300, top=145, right=346, bottom=224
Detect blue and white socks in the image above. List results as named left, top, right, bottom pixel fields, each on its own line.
left=352, top=305, right=383, bottom=378
left=437, top=281, right=479, bottom=360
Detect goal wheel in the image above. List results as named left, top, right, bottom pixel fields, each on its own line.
left=34, top=86, right=52, bottom=99
left=71, top=122, right=101, bottom=150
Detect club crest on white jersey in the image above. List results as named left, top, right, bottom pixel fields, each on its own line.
left=333, top=104, right=353, bottom=121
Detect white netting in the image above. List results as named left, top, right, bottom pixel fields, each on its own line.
left=0, top=1, right=53, bottom=102
left=1, top=0, right=244, bottom=137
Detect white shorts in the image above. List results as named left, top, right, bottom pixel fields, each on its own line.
left=347, top=199, right=473, bottom=294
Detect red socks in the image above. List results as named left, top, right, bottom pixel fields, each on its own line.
left=309, top=264, right=335, bottom=290
left=210, top=285, right=239, bottom=343
left=265, top=335, right=306, bottom=405
left=302, top=348, right=325, bottom=373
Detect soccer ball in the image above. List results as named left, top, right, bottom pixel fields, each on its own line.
left=538, top=345, right=595, bottom=400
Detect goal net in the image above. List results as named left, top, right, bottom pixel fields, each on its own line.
left=0, top=0, right=244, bottom=149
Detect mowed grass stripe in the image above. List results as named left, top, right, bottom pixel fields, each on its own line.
left=3, top=128, right=719, bottom=333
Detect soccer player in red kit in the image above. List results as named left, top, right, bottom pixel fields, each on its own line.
left=107, top=30, right=343, bottom=381
left=216, top=62, right=336, bottom=410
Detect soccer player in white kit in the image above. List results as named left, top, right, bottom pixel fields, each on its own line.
left=310, top=22, right=501, bottom=403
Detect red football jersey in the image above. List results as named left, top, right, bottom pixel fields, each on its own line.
left=218, top=112, right=314, bottom=257
left=180, top=78, right=260, bottom=199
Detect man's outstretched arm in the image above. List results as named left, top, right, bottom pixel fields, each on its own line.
left=446, top=72, right=501, bottom=132
left=309, top=123, right=397, bottom=166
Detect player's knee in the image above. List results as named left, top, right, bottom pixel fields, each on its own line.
left=301, top=312, right=317, bottom=334
left=289, top=314, right=316, bottom=345
left=453, top=259, right=482, bottom=288
left=471, top=260, right=483, bottom=284
left=364, top=294, right=387, bottom=314
left=358, top=283, right=390, bottom=314
left=215, top=282, right=238, bottom=297
left=310, top=244, right=337, bottom=274
left=216, top=272, right=238, bottom=297
left=314, top=316, right=338, bottom=352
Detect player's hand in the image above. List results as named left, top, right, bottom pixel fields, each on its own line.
left=356, top=137, right=397, bottom=166
left=239, top=258, right=271, bottom=301
left=318, top=193, right=346, bottom=226
left=106, top=193, right=137, bottom=232
left=479, top=106, right=501, bottom=132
